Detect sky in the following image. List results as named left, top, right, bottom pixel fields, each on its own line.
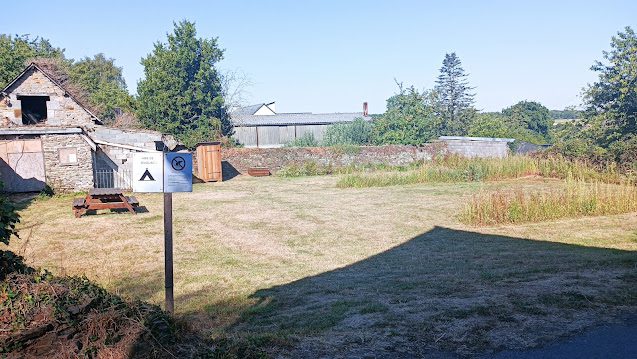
left=2, top=0, right=636, bottom=114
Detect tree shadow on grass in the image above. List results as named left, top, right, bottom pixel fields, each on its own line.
left=231, top=226, right=637, bottom=357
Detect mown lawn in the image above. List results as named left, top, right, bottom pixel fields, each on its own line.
left=6, top=175, right=637, bottom=356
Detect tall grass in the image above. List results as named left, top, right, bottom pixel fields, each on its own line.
left=337, top=156, right=631, bottom=188
left=461, top=178, right=637, bottom=225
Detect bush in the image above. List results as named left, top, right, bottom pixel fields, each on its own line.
left=285, top=133, right=319, bottom=147
left=0, top=185, right=19, bottom=246
left=323, top=118, right=373, bottom=146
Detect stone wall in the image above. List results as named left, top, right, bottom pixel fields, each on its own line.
left=41, top=134, right=94, bottom=192
left=0, top=67, right=95, bottom=129
left=220, top=144, right=445, bottom=174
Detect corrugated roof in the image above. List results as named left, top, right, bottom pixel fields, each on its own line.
left=232, top=112, right=371, bottom=126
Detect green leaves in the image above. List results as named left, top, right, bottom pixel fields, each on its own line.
left=136, top=20, right=231, bottom=148
left=68, top=54, right=134, bottom=122
left=373, top=85, right=440, bottom=145
left=500, top=101, right=552, bottom=141
left=0, top=34, right=65, bottom=87
left=582, top=26, right=637, bottom=161
left=434, top=53, right=476, bottom=135
left=0, top=184, right=19, bottom=246
left=323, top=118, right=373, bottom=146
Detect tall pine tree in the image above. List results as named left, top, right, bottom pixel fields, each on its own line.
left=137, top=20, right=232, bottom=147
left=434, top=53, right=476, bottom=135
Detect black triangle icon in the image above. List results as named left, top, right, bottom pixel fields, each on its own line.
left=140, top=169, right=155, bottom=181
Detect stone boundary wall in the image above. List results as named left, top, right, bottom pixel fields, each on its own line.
left=220, top=144, right=446, bottom=174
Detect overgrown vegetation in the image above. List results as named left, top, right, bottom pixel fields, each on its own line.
left=337, top=155, right=630, bottom=188
left=0, top=187, right=19, bottom=247
left=461, top=178, right=637, bottom=225
left=284, top=132, right=319, bottom=147
left=322, top=118, right=373, bottom=146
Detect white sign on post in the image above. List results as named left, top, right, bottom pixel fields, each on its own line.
left=132, top=152, right=164, bottom=193
left=164, top=153, right=193, bottom=193
left=131, top=150, right=192, bottom=314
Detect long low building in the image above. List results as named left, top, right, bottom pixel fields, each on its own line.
left=231, top=102, right=372, bottom=147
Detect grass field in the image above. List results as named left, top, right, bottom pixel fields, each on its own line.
left=6, top=175, right=637, bottom=357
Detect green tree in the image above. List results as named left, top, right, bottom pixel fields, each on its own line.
left=550, top=107, right=581, bottom=120
left=434, top=53, right=476, bottom=135
left=502, top=100, right=552, bottom=139
left=469, top=113, right=547, bottom=144
left=0, top=34, right=65, bottom=86
left=372, top=84, right=440, bottom=145
left=69, top=54, right=134, bottom=122
left=583, top=26, right=637, bottom=162
left=136, top=20, right=231, bottom=147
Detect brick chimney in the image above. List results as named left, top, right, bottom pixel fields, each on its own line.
left=363, top=102, right=369, bottom=116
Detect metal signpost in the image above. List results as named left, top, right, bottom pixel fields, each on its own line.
left=133, top=152, right=192, bottom=314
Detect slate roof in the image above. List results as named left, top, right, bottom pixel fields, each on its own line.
left=232, top=112, right=371, bottom=126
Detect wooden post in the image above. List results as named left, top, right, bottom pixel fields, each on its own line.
left=163, top=192, right=174, bottom=314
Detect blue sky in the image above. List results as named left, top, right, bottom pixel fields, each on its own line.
left=2, top=1, right=635, bottom=114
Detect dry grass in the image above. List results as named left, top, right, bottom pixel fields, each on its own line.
left=462, top=178, right=637, bottom=225
left=4, top=176, right=637, bottom=357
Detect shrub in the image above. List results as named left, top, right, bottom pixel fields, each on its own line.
left=285, top=133, right=319, bottom=147
left=461, top=178, right=637, bottom=225
left=323, top=118, right=373, bottom=146
left=0, top=184, right=19, bottom=246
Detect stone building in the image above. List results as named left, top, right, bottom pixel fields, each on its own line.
left=0, top=62, right=164, bottom=192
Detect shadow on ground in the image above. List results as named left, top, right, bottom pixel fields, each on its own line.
left=233, top=226, right=637, bottom=357
left=118, top=226, right=636, bottom=357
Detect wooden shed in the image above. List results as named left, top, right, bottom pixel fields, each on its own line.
left=195, top=142, right=222, bottom=182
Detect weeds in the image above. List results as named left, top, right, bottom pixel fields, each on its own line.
left=461, top=178, right=637, bottom=225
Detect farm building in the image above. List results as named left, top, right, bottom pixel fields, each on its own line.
left=0, top=62, right=168, bottom=193
left=231, top=102, right=372, bottom=147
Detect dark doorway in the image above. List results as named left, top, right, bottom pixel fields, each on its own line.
left=18, top=95, right=50, bottom=125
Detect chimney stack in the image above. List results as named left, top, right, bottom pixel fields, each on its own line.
left=363, top=102, right=369, bottom=116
